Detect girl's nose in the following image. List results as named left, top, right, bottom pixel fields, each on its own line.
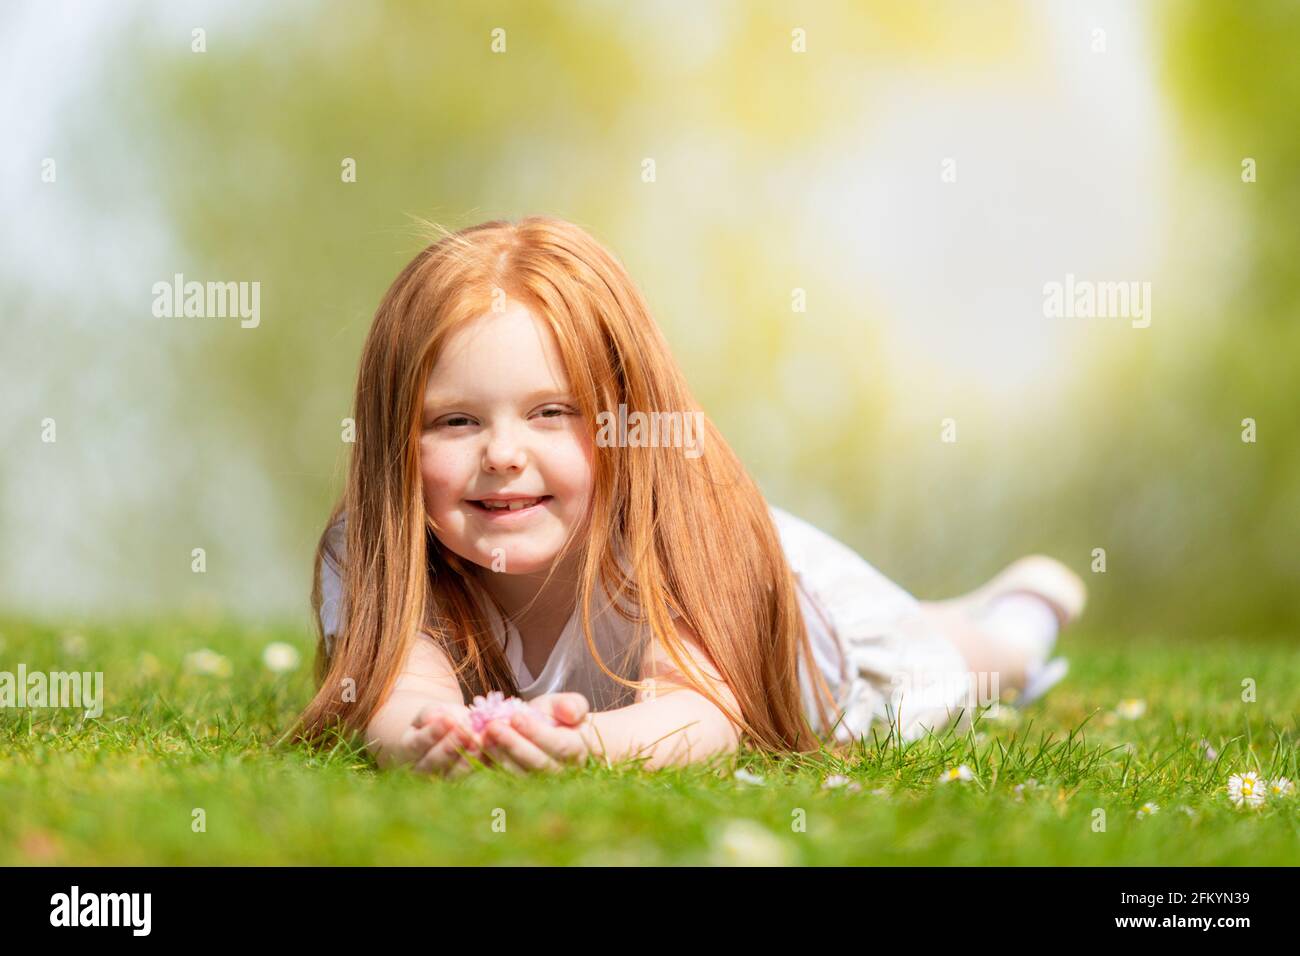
left=482, top=428, right=527, bottom=473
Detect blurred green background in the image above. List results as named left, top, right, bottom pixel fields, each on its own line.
left=1, top=0, right=1296, bottom=645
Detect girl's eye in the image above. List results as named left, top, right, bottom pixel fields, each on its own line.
left=426, top=407, right=573, bottom=430
left=427, top=415, right=475, bottom=429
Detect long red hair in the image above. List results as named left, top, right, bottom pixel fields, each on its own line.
left=291, top=216, right=840, bottom=754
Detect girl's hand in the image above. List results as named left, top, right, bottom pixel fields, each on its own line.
left=479, top=692, right=593, bottom=774
left=520, top=692, right=590, bottom=728
left=402, top=703, right=482, bottom=778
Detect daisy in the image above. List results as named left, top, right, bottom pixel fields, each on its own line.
left=821, top=774, right=851, bottom=789
left=261, top=642, right=300, bottom=674
left=733, top=768, right=766, bottom=786
left=466, top=690, right=555, bottom=733
left=1012, top=778, right=1040, bottom=800
left=1227, top=771, right=1266, bottom=808
left=1115, top=698, right=1147, bottom=720
left=1135, top=802, right=1160, bottom=818
left=991, top=704, right=1021, bottom=725
left=938, top=764, right=974, bottom=784
left=711, top=819, right=793, bottom=866
left=1267, top=777, right=1294, bottom=798
left=183, top=648, right=232, bottom=678
left=61, top=632, right=88, bottom=658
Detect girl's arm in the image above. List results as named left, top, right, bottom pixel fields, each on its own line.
left=364, top=631, right=469, bottom=769
left=576, top=617, right=743, bottom=771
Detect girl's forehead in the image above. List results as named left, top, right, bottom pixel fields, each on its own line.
left=425, top=306, right=571, bottom=398
left=440, top=302, right=555, bottom=356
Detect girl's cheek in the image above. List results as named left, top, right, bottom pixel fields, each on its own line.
left=561, top=425, right=596, bottom=481
left=557, top=450, right=595, bottom=520
left=420, top=444, right=469, bottom=506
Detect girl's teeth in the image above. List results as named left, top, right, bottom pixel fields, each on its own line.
left=482, top=497, right=541, bottom=511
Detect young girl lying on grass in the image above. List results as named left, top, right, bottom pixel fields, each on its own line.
left=294, top=216, right=1086, bottom=775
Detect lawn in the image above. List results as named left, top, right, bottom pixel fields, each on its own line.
left=1, top=616, right=1296, bottom=865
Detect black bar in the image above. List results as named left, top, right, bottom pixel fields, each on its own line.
left=0, top=866, right=1279, bottom=941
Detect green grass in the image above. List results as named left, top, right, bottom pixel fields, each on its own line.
left=1, top=616, right=1297, bottom=865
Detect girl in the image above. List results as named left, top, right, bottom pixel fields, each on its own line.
left=294, top=216, right=1086, bottom=776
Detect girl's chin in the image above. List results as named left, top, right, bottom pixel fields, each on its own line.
left=475, top=556, right=558, bottom=576
left=471, top=542, right=569, bottom=573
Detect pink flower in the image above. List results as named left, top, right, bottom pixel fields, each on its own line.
left=467, top=691, right=557, bottom=733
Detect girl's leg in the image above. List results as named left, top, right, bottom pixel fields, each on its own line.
left=918, top=600, right=1034, bottom=689
left=917, top=556, right=1086, bottom=694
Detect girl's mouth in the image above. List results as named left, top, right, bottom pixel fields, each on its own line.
left=467, top=495, right=552, bottom=520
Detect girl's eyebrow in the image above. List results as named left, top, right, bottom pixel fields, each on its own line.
left=423, top=388, right=572, bottom=410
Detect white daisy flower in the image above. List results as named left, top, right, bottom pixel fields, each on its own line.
left=938, top=764, right=974, bottom=784
left=1227, top=771, right=1266, bottom=808
left=821, top=774, right=852, bottom=789
left=262, top=642, right=301, bottom=674
left=183, top=648, right=232, bottom=678
left=61, top=632, right=88, bottom=658
left=1115, top=698, right=1147, bottom=720
left=1012, top=778, right=1040, bottom=800
left=1135, top=802, right=1160, bottom=818
left=137, top=653, right=161, bottom=678
left=991, top=704, right=1021, bottom=724
left=1267, top=777, right=1294, bottom=798
left=710, top=820, right=793, bottom=866
left=732, top=768, right=766, bottom=786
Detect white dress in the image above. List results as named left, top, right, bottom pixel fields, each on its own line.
left=318, top=505, right=976, bottom=743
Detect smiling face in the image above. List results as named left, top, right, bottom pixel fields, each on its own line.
left=419, top=300, right=595, bottom=579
